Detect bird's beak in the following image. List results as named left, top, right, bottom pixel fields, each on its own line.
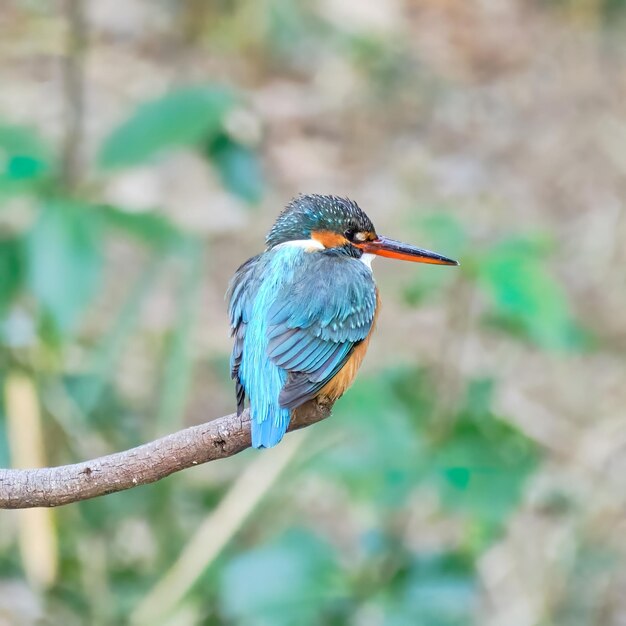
left=356, top=235, right=459, bottom=266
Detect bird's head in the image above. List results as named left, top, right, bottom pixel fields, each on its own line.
left=266, top=194, right=459, bottom=266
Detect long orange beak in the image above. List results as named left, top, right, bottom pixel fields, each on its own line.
left=357, top=236, right=459, bottom=266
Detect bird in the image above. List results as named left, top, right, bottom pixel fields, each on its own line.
left=227, top=194, right=458, bottom=448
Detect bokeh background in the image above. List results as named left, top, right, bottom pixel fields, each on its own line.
left=1, top=1, right=626, bottom=624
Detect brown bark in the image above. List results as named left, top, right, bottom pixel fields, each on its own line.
left=0, top=400, right=332, bottom=509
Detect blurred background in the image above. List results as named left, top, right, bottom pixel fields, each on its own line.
left=1, top=0, right=626, bottom=624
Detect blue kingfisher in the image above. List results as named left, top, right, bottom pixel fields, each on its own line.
left=228, top=194, right=458, bottom=448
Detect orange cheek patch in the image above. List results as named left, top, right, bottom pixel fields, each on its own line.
left=311, top=230, right=349, bottom=249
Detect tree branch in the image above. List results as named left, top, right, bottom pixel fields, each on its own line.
left=0, top=400, right=333, bottom=509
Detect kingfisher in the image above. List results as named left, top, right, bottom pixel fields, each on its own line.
left=228, top=194, right=458, bottom=448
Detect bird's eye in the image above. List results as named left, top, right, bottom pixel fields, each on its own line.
left=345, top=230, right=368, bottom=243
left=345, top=229, right=368, bottom=242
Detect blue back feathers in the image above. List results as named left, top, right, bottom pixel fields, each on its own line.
left=227, top=195, right=379, bottom=449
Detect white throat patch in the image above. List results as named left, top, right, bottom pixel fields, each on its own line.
left=274, top=239, right=325, bottom=252
left=275, top=239, right=375, bottom=272
left=360, top=253, right=376, bottom=271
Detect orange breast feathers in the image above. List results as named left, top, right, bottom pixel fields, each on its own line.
left=318, top=290, right=380, bottom=401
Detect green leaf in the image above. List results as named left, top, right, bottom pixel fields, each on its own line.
left=99, top=86, right=236, bottom=168
left=0, top=124, right=52, bottom=193
left=312, top=371, right=428, bottom=505
left=478, top=236, right=584, bottom=351
left=26, top=202, right=103, bottom=333
left=206, top=134, right=264, bottom=204
left=0, top=237, right=24, bottom=311
left=220, top=529, right=341, bottom=626
left=382, top=369, right=538, bottom=546
left=100, top=206, right=187, bottom=251
left=432, top=379, right=539, bottom=544
left=392, top=553, right=476, bottom=626
left=0, top=380, right=10, bottom=467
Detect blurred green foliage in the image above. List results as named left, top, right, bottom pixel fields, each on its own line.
left=0, top=124, right=53, bottom=194
left=0, top=91, right=585, bottom=621
left=405, top=213, right=587, bottom=351
left=99, top=85, right=264, bottom=205
left=316, top=370, right=538, bottom=544
left=99, top=86, right=234, bottom=168
left=27, top=201, right=103, bottom=333
left=544, top=0, right=626, bottom=20
left=0, top=82, right=263, bottom=340
left=0, top=4, right=602, bottom=623
left=220, top=529, right=342, bottom=625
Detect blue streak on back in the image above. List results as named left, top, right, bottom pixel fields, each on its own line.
left=238, top=246, right=304, bottom=448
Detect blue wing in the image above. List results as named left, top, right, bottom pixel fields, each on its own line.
left=228, top=247, right=377, bottom=448
left=228, top=254, right=262, bottom=415
left=267, top=251, right=377, bottom=410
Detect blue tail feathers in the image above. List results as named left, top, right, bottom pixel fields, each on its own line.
left=236, top=246, right=305, bottom=449
left=251, top=406, right=291, bottom=448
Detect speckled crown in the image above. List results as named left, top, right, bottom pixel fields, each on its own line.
left=266, top=194, right=375, bottom=249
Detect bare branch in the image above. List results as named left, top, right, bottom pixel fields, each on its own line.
left=0, top=401, right=333, bottom=509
